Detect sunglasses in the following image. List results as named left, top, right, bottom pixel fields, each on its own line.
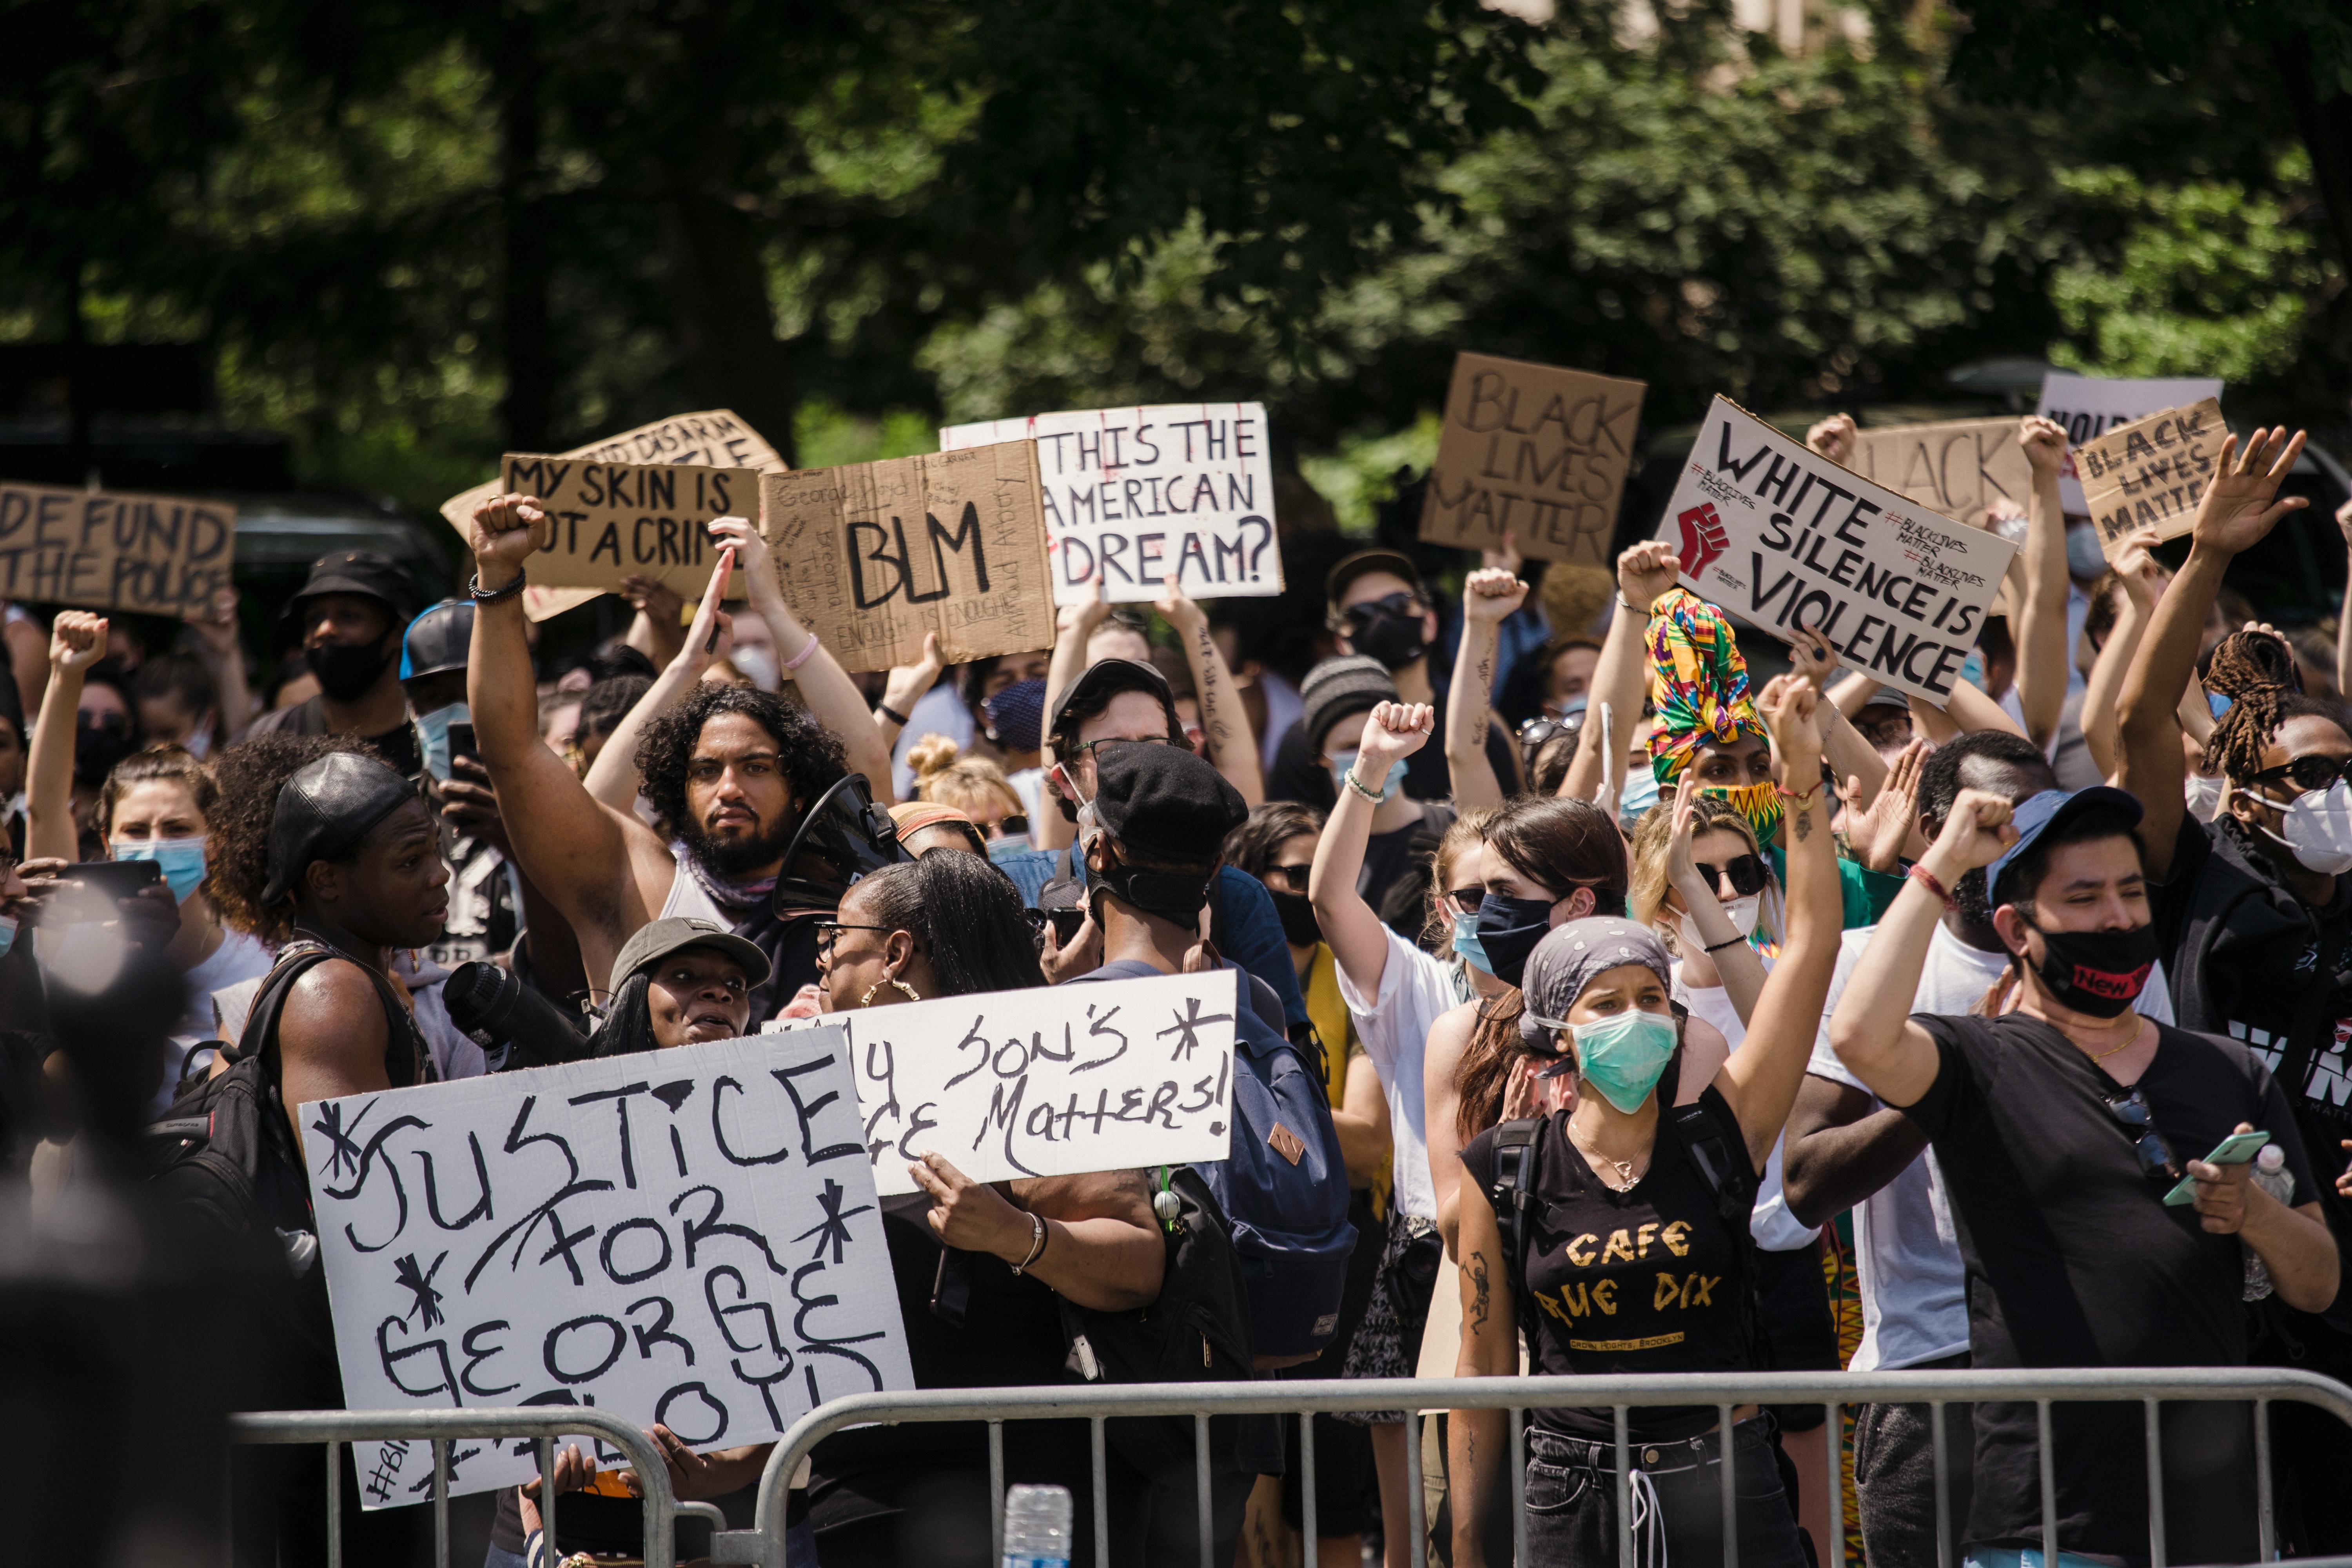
left=1694, top=855, right=1770, bottom=898
left=77, top=710, right=129, bottom=737
left=2245, top=753, right=2352, bottom=797
left=2103, top=1087, right=2181, bottom=1183
left=1341, top=592, right=1419, bottom=631
left=1444, top=884, right=1485, bottom=914
left=991, top=814, right=1029, bottom=839
left=1262, top=864, right=1311, bottom=893
left=814, top=921, right=889, bottom=961
left=1067, top=734, right=1183, bottom=768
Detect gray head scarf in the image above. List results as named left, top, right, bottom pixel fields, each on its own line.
left=1518, top=917, right=1675, bottom=1051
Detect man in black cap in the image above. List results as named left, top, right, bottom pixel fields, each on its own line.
left=1265, top=548, right=1515, bottom=808
left=238, top=550, right=426, bottom=777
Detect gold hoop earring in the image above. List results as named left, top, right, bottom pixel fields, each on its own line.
left=860, top=976, right=923, bottom=1006
left=889, top=978, right=921, bottom=1002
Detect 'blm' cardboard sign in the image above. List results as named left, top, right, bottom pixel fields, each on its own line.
left=2075, top=398, right=2226, bottom=562
left=939, top=404, right=1281, bottom=604
left=440, top=410, right=788, bottom=621
left=1849, top=419, right=2034, bottom=525
left=1420, top=352, right=1647, bottom=566
left=761, top=441, right=1056, bottom=673
left=2035, top=373, right=2223, bottom=514
left=1655, top=398, right=2019, bottom=704
left=0, top=481, right=236, bottom=618
left=499, top=454, right=759, bottom=600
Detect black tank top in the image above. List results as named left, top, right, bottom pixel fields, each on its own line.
left=1460, top=1086, right=1759, bottom=1441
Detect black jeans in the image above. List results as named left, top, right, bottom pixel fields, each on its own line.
left=1524, top=1417, right=1811, bottom=1568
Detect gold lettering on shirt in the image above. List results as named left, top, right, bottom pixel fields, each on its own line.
left=1566, top=1233, right=1599, bottom=1267
left=1600, top=1229, right=1635, bottom=1265
left=1653, top=1272, right=1682, bottom=1310
left=1681, top=1274, right=1720, bottom=1308
left=1636, top=1222, right=1659, bottom=1259
left=1661, top=1221, right=1691, bottom=1257
left=1569, top=1332, right=1686, bottom=1352
left=1591, top=1279, right=1618, bottom=1315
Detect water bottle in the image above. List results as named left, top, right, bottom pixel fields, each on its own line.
left=1002, top=1483, right=1073, bottom=1568
left=2244, top=1144, right=2295, bottom=1301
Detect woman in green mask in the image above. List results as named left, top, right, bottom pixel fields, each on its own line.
left=1444, top=673, right=1846, bottom=1568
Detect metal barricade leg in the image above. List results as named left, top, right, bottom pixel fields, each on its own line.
left=1092, top=1415, right=1110, bottom=1568
left=989, top=1420, right=1005, bottom=1564
left=1512, top=1406, right=1529, bottom=1568
left=1196, top=1414, right=1212, bottom=1568
left=1301, top=1413, right=1318, bottom=1566
left=2143, top=1397, right=2165, bottom=1568
left=2256, top=1397, right=2275, bottom=1563
left=1615, top=1406, right=1633, bottom=1568
left=1931, top=1401, right=1951, bottom=1568
left=1822, top=1402, right=1842, bottom=1568
left=1406, top=1410, right=1427, bottom=1568
left=433, top=1439, right=449, bottom=1568
left=537, top=1437, right=556, bottom=1567
left=327, top=1438, right=342, bottom=1568
left=1719, top=1403, right=1739, bottom=1568
left=2038, top=1400, right=2058, bottom=1568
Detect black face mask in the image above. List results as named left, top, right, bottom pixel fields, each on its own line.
left=2021, top=919, right=2159, bottom=1018
left=1269, top=888, right=1321, bottom=948
left=1095, top=850, right=1214, bottom=924
left=1349, top=608, right=1428, bottom=671
left=1474, top=891, right=1557, bottom=990
left=73, top=726, right=134, bottom=788
left=307, top=638, right=395, bottom=703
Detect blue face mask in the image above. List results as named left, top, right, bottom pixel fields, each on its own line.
left=1617, top=767, right=1660, bottom=829
left=1330, top=750, right=1408, bottom=804
left=113, top=835, right=208, bottom=903
left=0, top=914, right=16, bottom=961
left=416, top=701, right=470, bottom=783
left=1451, top=910, right=1494, bottom=975
left=1960, top=650, right=1988, bottom=693
left=1568, top=1008, right=1680, bottom=1114
left=986, top=833, right=1033, bottom=864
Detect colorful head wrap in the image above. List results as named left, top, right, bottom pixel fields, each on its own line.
left=1646, top=588, right=1764, bottom=787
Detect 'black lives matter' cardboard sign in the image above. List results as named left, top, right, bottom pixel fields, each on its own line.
left=1850, top=418, right=2034, bottom=524
left=0, top=481, right=236, bottom=618
left=498, top=455, right=760, bottom=600
left=761, top=441, right=1056, bottom=673
left=1420, top=352, right=1647, bottom=566
left=2034, top=372, right=2221, bottom=514
left=1655, top=398, right=2019, bottom=704
left=2074, top=398, right=2226, bottom=563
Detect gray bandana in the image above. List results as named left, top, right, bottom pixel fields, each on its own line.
left=1518, top=917, right=1674, bottom=1051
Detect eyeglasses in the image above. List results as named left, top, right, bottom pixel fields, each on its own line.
left=1263, top=864, right=1311, bottom=893
left=2244, top=753, right=2352, bottom=796
left=2103, top=1087, right=2180, bottom=1183
left=1694, top=855, right=1771, bottom=898
left=1341, top=592, right=1419, bottom=632
left=1445, top=884, right=1486, bottom=913
left=814, top=922, right=889, bottom=961
left=1066, top=734, right=1183, bottom=768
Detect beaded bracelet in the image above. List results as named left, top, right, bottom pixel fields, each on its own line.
left=468, top=568, right=526, bottom=605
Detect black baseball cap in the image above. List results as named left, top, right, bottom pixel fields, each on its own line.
left=1325, top=548, right=1426, bottom=627
left=286, top=551, right=423, bottom=628
left=1093, top=743, right=1247, bottom=862
left=400, top=599, right=473, bottom=682
left=1045, top=657, right=1182, bottom=761
left=262, top=751, right=420, bottom=904
left=608, top=915, right=771, bottom=996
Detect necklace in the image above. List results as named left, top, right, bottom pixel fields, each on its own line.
left=2087, top=1018, right=2145, bottom=1063
left=1603, top=1158, right=1639, bottom=1190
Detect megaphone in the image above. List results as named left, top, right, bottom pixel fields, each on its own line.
left=775, top=773, right=908, bottom=909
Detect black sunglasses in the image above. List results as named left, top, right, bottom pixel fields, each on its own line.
left=1262, top=864, right=1310, bottom=893
left=2103, top=1087, right=2180, bottom=1183
left=2245, top=753, right=2352, bottom=797
left=1694, top=855, right=1770, bottom=898
left=1444, top=884, right=1486, bottom=914
left=1342, top=591, right=1419, bottom=630
left=992, top=814, right=1029, bottom=839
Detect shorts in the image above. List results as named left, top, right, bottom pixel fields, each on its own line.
left=1336, top=1207, right=1438, bottom=1426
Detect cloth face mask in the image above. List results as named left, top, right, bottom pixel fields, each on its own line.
left=2020, top=919, right=2159, bottom=1018
left=1474, top=891, right=1558, bottom=990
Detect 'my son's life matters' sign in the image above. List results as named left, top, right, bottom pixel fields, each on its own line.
left=939, top=403, right=1282, bottom=604
left=499, top=455, right=758, bottom=601
left=1419, top=353, right=1648, bottom=567
left=1657, top=398, right=2020, bottom=704
left=0, top=481, right=235, bottom=617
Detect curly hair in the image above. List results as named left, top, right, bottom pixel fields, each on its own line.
left=910, top=735, right=1024, bottom=821
left=2201, top=628, right=2344, bottom=784
left=633, top=684, right=846, bottom=839
left=206, top=732, right=383, bottom=942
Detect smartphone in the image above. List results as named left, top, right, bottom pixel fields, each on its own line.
left=65, top=859, right=164, bottom=900
left=1044, top=906, right=1087, bottom=946
left=2162, top=1129, right=2272, bottom=1206
left=705, top=547, right=737, bottom=652
left=447, top=722, right=479, bottom=771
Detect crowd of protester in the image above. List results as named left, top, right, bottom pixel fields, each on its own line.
left=2, top=413, right=2350, bottom=1568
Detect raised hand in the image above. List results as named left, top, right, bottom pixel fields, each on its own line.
left=618, top=573, right=684, bottom=628
left=1848, top=737, right=1925, bottom=874
left=1786, top=622, right=1838, bottom=691
left=677, top=550, right=736, bottom=670
left=49, top=610, right=107, bottom=672
left=909, top=1151, right=1029, bottom=1256
left=1463, top=567, right=1528, bottom=624
left=1755, top=673, right=1823, bottom=790
left=1154, top=579, right=1206, bottom=633
left=706, top=515, right=777, bottom=605
left=2017, top=414, right=2068, bottom=477
left=1480, top=532, right=1524, bottom=576
left=2111, top=528, right=2168, bottom=608
left=2190, top=426, right=2309, bottom=559
left=1617, top=539, right=1682, bottom=613
left=879, top=631, right=946, bottom=720
left=189, top=586, right=242, bottom=656
left=470, top=492, right=548, bottom=579
left=1806, top=413, right=1857, bottom=467
left=1356, top=700, right=1436, bottom=777
left=1926, top=786, right=2016, bottom=874
left=1057, top=560, right=1111, bottom=639
left=1663, top=781, right=1711, bottom=904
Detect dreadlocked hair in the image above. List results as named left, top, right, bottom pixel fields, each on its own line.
left=2201, top=629, right=2339, bottom=783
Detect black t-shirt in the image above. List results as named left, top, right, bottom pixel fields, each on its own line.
left=240, top=693, right=423, bottom=779
left=1460, top=1087, right=1758, bottom=1442
left=1265, top=695, right=1519, bottom=811
left=2151, top=812, right=2352, bottom=1328
left=1360, top=801, right=1457, bottom=922
left=1903, top=1011, right=2320, bottom=1564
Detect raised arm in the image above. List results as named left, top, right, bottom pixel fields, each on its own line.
left=1447, top=566, right=1527, bottom=810
left=2118, top=427, right=2307, bottom=880
left=1561, top=541, right=1679, bottom=801
left=1662, top=783, right=1766, bottom=1025
left=1787, top=623, right=1887, bottom=813
left=2338, top=500, right=2352, bottom=701
left=1307, top=700, right=1434, bottom=998
left=583, top=553, right=735, bottom=812
left=25, top=611, right=107, bottom=864
left=1158, top=583, right=1262, bottom=806
left=2080, top=530, right=2165, bottom=782
left=1713, top=676, right=1844, bottom=1168
left=2010, top=416, right=2073, bottom=751
left=619, top=574, right=688, bottom=670
left=187, top=586, right=258, bottom=739
left=1035, top=570, right=1109, bottom=854
left=873, top=633, right=945, bottom=753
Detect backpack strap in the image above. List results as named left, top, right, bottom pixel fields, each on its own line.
left=243, top=938, right=432, bottom=1088
left=1669, top=1100, right=1755, bottom=1232
left=1485, top=1114, right=1548, bottom=1349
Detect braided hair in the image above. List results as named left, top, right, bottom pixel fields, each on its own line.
left=2201, top=630, right=2343, bottom=784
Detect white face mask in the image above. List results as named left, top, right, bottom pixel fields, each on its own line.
left=2256, top=778, right=2352, bottom=875
left=731, top=646, right=780, bottom=692
left=2184, top=773, right=2226, bottom=820
left=1678, top=894, right=1761, bottom=956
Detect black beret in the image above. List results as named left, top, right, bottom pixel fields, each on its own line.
left=1092, top=743, right=1247, bottom=861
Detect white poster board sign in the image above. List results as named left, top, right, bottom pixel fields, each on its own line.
left=2034, top=372, right=2224, bottom=513
left=301, top=1027, right=912, bottom=1507
left=772, top=969, right=1241, bottom=1196
left=1653, top=397, right=2020, bottom=704
left=940, top=404, right=1282, bottom=604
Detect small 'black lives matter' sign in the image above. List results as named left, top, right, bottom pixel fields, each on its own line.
left=1420, top=352, right=1647, bottom=567
left=1655, top=398, right=2018, bottom=704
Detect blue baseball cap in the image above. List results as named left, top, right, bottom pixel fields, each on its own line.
left=1987, top=786, right=2144, bottom=909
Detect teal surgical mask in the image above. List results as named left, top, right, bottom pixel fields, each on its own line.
left=1567, top=1008, right=1679, bottom=1114
left=113, top=835, right=208, bottom=903
left=1960, top=649, right=1988, bottom=693
left=416, top=701, right=469, bottom=783
left=1330, top=749, right=1407, bottom=804
left=1452, top=910, right=1494, bottom=975
left=987, top=833, right=1033, bottom=864
left=0, top=914, right=15, bottom=960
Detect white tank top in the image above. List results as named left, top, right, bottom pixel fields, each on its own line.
left=659, top=857, right=734, bottom=926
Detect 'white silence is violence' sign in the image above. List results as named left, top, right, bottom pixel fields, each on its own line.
left=1655, top=398, right=2019, bottom=704
left=302, top=1027, right=911, bottom=1507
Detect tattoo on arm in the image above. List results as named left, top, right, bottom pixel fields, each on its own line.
left=1792, top=801, right=1813, bottom=842
left=1469, top=1250, right=1492, bottom=1332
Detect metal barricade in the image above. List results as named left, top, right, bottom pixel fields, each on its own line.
left=709, top=1365, right=2352, bottom=1568
left=229, top=1406, right=724, bottom=1568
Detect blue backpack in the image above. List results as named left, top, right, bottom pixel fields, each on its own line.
left=1074, top=959, right=1356, bottom=1367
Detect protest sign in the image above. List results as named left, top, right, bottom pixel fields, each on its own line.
left=0, top=481, right=235, bottom=618
left=939, top=403, right=1281, bottom=604
left=1654, top=397, right=2019, bottom=704
left=302, top=1027, right=911, bottom=1507
left=771, top=967, right=1239, bottom=1195
left=498, top=454, right=759, bottom=601
left=1419, top=352, right=1648, bottom=566
left=2073, top=398, right=2227, bottom=562
left=761, top=441, right=1056, bottom=674
left=2035, top=373, right=2223, bottom=513
left=1849, top=419, right=2034, bottom=524
left=439, top=410, right=788, bottom=622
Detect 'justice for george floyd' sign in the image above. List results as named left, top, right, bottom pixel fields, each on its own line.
left=1419, top=353, right=1648, bottom=566
left=0, top=481, right=235, bottom=617
left=939, top=404, right=1283, bottom=604
left=1655, top=398, right=2020, bottom=704
left=303, top=1027, right=912, bottom=1508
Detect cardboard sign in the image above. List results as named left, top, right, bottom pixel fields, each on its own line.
left=302, top=1027, right=912, bottom=1507
left=497, top=455, right=759, bottom=601
left=2074, top=398, right=2226, bottom=561
left=1654, top=398, right=2020, bottom=704
left=1419, top=352, right=1648, bottom=565
left=1849, top=419, right=2034, bottom=524
left=2034, top=373, right=2223, bottom=513
left=761, top=441, right=1057, bottom=674
left=939, top=404, right=1281, bottom=603
left=0, top=481, right=235, bottom=618
left=439, top=410, right=788, bottom=622
left=772, top=968, right=1240, bottom=1195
